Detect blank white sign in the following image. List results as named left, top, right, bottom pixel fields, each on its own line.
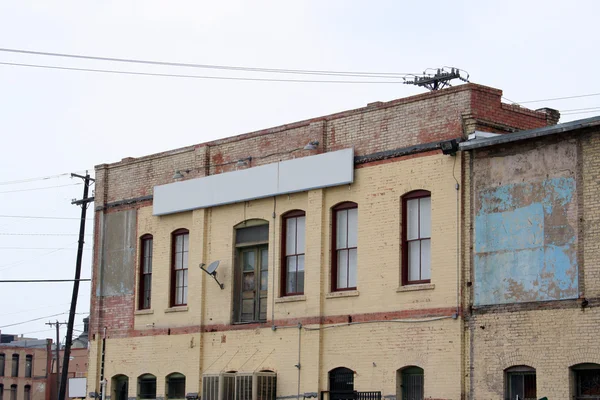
left=153, top=148, right=354, bottom=216
left=68, top=377, right=87, bottom=398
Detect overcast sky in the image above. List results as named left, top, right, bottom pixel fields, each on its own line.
left=1, top=0, right=599, bottom=342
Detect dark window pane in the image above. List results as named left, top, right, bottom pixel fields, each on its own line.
left=236, top=225, right=268, bottom=244
left=139, top=376, right=156, bottom=399
left=11, top=355, right=18, bottom=377
left=167, top=376, right=186, bottom=399
left=0, top=354, right=5, bottom=377
left=577, top=369, right=600, bottom=396
left=25, top=356, right=32, bottom=378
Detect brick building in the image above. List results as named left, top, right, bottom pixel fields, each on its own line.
left=460, top=116, right=600, bottom=399
left=86, top=84, right=555, bottom=400
left=0, top=339, right=53, bottom=400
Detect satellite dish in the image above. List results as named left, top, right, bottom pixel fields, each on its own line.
left=205, top=260, right=220, bottom=275
left=200, top=260, right=224, bottom=290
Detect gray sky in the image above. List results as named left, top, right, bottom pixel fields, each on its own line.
left=1, top=0, right=598, bottom=341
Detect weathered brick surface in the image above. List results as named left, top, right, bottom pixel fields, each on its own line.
left=88, top=84, right=555, bottom=400
left=467, top=128, right=600, bottom=399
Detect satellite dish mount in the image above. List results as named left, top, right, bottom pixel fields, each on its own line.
left=200, top=261, right=224, bottom=289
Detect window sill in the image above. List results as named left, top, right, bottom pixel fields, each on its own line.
left=135, top=309, right=154, bottom=315
left=165, top=306, right=188, bottom=313
left=396, top=283, right=435, bottom=292
left=326, top=290, right=359, bottom=299
left=275, top=295, right=306, bottom=303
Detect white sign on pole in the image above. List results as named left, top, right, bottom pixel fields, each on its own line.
left=68, top=377, right=87, bottom=398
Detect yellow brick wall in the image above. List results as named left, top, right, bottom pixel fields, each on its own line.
left=88, top=153, right=464, bottom=400
left=468, top=131, right=600, bottom=399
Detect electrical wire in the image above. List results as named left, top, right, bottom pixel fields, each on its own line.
left=0, top=279, right=91, bottom=283
left=0, top=299, right=85, bottom=317
left=0, top=312, right=88, bottom=329
left=0, top=183, right=81, bottom=194
left=0, top=312, right=69, bottom=328
left=517, top=92, right=600, bottom=104
left=0, top=170, right=90, bottom=186
left=0, top=47, right=420, bottom=78
left=0, top=215, right=92, bottom=220
left=0, top=233, right=92, bottom=236
left=561, top=110, right=600, bottom=116
left=0, top=247, right=90, bottom=250
left=0, top=61, right=411, bottom=84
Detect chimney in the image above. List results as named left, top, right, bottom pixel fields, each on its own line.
left=536, top=107, right=561, bottom=125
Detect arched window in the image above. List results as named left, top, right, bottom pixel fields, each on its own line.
left=281, top=210, right=306, bottom=296
left=138, top=374, right=156, bottom=400
left=331, top=202, right=358, bottom=291
left=329, top=367, right=354, bottom=400
left=397, top=366, right=424, bottom=400
left=139, top=234, right=153, bottom=310
left=0, top=384, right=4, bottom=400
left=166, top=373, right=186, bottom=400
left=505, top=365, right=536, bottom=400
left=571, top=363, right=600, bottom=399
left=171, top=229, right=189, bottom=307
left=112, top=375, right=129, bottom=400
left=9, top=385, right=16, bottom=400
left=24, top=386, right=31, bottom=400
left=234, top=220, right=269, bottom=323
left=402, top=191, right=431, bottom=285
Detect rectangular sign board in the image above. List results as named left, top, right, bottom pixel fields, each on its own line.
left=154, top=148, right=354, bottom=216
left=68, top=377, right=87, bottom=398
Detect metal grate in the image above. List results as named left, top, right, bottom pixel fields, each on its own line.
left=202, top=376, right=219, bottom=400
left=222, top=373, right=236, bottom=400
left=235, top=374, right=253, bottom=400
left=355, top=392, right=381, bottom=400
left=256, top=373, right=277, bottom=400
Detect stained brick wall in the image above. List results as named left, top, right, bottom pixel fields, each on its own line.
left=88, top=84, right=555, bottom=400
left=467, top=127, right=600, bottom=399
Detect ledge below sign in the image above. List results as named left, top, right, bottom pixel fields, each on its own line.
left=153, top=148, right=354, bottom=216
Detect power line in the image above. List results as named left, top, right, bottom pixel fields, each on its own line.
left=561, top=109, right=600, bottom=116
left=517, top=92, right=600, bottom=104
left=0, top=279, right=91, bottom=283
left=0, top=215, right=92, bottom=220
left=0, top=170, right=90, bottom=186
left=0, top=61, right=410, bottom=84
left=0, top=233, right=92, bottom=236
left=0, top=300, right=85, bottom=317
left=561, top=106, right=600, bottom=112
left=0, top=312, right=88, bottom=329
left=0, top=183, right=81, bottom=194
left=0, top=47, right=419, bottom=78
left=0, top=247, right=90, bottom=250
left=0, top=312, right=68, bottom=328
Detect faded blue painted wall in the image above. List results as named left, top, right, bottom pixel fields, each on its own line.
left=474, top=177, right=578, bottom=305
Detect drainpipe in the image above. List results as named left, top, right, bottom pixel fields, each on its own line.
left=296, top=323, right=302, bottom=400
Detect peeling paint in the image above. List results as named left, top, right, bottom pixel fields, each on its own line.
left=474, top=177, right=578, bottom=305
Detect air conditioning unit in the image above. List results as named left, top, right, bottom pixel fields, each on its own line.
left=202, top=372, right=276, bottom=400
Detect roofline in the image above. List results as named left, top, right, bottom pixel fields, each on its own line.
left=459, top=115, right=600, bottom=150
left=95, top=83, right=533, bottom=170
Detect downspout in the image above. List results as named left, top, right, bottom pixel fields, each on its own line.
left=100, top=327, right=106, bottom=400
left=296, top=323, right=302, bottom=400
left=271, top=196, right=277, bottom=330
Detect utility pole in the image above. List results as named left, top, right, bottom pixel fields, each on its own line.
left=46, top=320, right=68, bottom=399
left=58, top=172, right=94, bottom=400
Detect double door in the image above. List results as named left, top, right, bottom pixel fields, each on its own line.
left=239, top=245, right=268, bottom=322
